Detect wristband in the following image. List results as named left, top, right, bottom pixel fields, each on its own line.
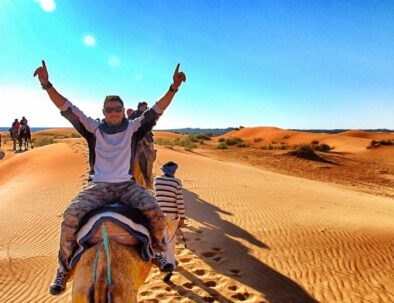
left=169, top=84, right=178, bottom=93
left=41, top=81, right=53, bottom=90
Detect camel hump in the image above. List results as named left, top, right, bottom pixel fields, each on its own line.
left=87, top=220, right=140, bottom=246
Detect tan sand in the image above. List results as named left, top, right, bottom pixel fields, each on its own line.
left=0, top=129, right=393, bottom=302
left=154, top=131, right=187, bottom=140
left=219, top=127, right=394, bottom=153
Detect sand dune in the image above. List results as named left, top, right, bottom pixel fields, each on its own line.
left=32, top=128, right=77, bottom=137
left=0, top=131, right=393, bottom=302
left=219, top=127, right=394, bottom=153
left=338, top=130, right=394, bottom=140
left=153, top=131, right=187, bottom=140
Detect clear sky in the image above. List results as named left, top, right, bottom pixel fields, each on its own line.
left=1, top=0, right=393, bottom=129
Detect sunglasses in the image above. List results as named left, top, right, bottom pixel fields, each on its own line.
left=104, top=106, right=124, bottom=113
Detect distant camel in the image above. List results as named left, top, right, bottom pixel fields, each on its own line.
left=18, top=125, right=33, bottom=151
left=9, top=127, right=19, bottom=151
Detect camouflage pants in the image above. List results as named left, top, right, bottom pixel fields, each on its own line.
left=58, top=180, right=166, bottom=272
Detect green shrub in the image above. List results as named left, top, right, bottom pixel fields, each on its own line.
left=253, top=137, right=262, bottom=143
left=225, top=137, right=244, bottom=146
left=188, top=135, right=199, bottom=142
left=195, top=133, right=212, bottom=140
left=34, top=136, right=55, bottom=147
left=237, top=143, right=249, bottom=147
left=218, top=138, right=225, bottom=142
left=71, top=133, right=81, bottom=138
left=313, top=143, right=332, bottom=152
left=279, top=143, right=288, bottom=150
left=216, top=142, right=228, bottom=149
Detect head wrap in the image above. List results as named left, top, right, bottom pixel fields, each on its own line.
left=161, top=161, right=178, bottom=177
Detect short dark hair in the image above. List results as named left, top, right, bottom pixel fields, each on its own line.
left=137, top=101, right=148, bottom=110
left=103, top=95, right=124, bottom=107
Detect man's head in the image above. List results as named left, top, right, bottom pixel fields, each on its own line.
left=14, top=118, right=18, bottom=122
left=161, top=161, right=178, bottom=177
left=102, top=95, right=125, bottom=126
left=126, top=108, right=133, bottom=119
left=137, top=102, right=148, bottom=112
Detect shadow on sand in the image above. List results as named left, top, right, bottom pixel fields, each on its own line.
left=180, top=189, right=319, bottom=303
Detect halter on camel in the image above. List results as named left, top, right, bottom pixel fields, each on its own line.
left=89, top=224, right=113, bottom=303
left=71, top=204, right=154, bottom=303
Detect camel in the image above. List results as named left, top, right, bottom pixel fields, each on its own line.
left=70, top=160, right=157, bottom=302
left=9, top=127, right=19, bottom=151
left=134, top=138, right=156, bottom=189
left=18, top=125, right=33, bottom=151
left=71, top=220, right=153, bottom=303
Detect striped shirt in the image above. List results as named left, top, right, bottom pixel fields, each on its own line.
left=153, top=175, right=185, bottom=219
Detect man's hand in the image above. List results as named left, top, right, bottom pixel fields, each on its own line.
left=172, top=63, right=186, bottom=90
left=179, top=218, right=187, bottom=228
left=33, top=60, right=49, bottom=85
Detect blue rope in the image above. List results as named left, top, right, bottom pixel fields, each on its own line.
left=92, top=245, right=100, bottom=284
left=101, top=224, right=112, bottom=286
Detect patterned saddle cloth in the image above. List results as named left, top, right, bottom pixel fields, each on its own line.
left=69, top=203, right=154, bottom=270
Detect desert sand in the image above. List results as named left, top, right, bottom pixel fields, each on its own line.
left=0, top=128, right=393, bottom=302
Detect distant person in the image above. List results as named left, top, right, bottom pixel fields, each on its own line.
left=126, top=108, right=134, bottom=120
left=12, top=118, right=20, bottom=129
left=130, top=102, right=147, bottom=119
left=130, top=102, right=153, bottom=143
left=18, top=116, right=29, bottom=136
left=33, top=60, right=186, bottom=295
left=129, top=102, right=156, bottom=188
left=153, top=161, right=186, bottom=271
left=9, top=119, right=20, bottom=139
left=20, top=116, right=28, bottom=125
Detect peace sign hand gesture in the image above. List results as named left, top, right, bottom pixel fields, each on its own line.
left=172, top=63, right=186, bottom=90
left=33, top=60, right=49, bottom=85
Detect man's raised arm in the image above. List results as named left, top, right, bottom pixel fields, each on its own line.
left=156, top=63, right=186, bottom=111
left=33, top=60, right=67, bottom=110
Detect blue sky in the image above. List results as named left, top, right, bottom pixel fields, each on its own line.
left=1, top=0, right=393, bottom=129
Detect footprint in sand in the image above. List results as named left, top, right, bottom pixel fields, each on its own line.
left=193, top=269, right=205, bottom=276
left=202, top=247, right=224, bottom=262
left=228, top=285, right=237, bottom=291
left=202, top=251, right=217, bottom=258
left=183, top=282, right=195, bottom=289
left=231, top=292, right=250, bottom=301
left=230, top=268, right=242, bottom=276
left=204, top=280, right=216, bottom=288
left=179, top=257, right=192, bottom=263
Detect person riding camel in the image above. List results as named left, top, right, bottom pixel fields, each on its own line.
left=129, top=102, right=154, bottom=143
left=33, top=60, right=186, bottom=296
left=10, top=119, right=20, bottom=137
left=126, top=108, right=134, bottom=120
left=18, top=116, right=29, bottom=136
left=129, top=102, right=156, bottom=188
